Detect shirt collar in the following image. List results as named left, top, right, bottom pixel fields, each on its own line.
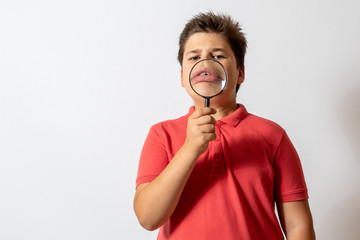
left=186, top=104, right=248, bottom=128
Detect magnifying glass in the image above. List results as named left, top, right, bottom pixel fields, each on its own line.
left=189, top=59, right=228, bottom=107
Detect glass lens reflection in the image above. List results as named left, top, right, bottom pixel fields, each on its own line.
left=189, top=59, right=227, bottom=98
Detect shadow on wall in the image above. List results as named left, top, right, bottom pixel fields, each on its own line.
left=327, top=192, right=360, bottom=240
left=330, top=86, right=360, bottom=240
left=340, top=86, right=360, bottom=162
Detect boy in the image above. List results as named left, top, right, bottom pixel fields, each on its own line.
left=134, top=12, right=315, bottom=240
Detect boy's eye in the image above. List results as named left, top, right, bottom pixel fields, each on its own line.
left=213, top=55, right=224, bottom=59
left=189, top=56, right=200, bottom=61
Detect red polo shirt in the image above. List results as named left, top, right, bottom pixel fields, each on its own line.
left=136, top=104, right=308, bottom=240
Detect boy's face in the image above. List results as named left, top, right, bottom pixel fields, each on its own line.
left=181, top=32, right=244, bottom=107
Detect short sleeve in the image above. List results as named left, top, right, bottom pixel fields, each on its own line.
left=136, top=124, right=169, bottom=188
left=273, top=131, right=308, bottom=203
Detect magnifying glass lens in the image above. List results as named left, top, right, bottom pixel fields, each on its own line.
left=189, top=59, right=227, bottom=107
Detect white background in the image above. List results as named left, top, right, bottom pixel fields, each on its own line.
left=1, top=0, right=360, bottom=239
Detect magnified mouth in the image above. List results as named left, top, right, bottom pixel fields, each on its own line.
left=191, top=67, right=221, bottom=84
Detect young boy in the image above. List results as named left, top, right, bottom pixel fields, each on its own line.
left=134, top=12, right=315, bottom=240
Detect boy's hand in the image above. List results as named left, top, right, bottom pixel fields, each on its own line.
left=184, top=107, right=217, bottom=156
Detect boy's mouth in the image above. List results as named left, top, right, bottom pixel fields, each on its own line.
left=191, top=67, right=221, bottom=84
left=200, top=72, right=210, bottom=76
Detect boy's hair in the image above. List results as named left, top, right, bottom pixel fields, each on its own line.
left=177, top=12, right=247, bottom=92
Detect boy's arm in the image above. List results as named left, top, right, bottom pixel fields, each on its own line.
left=133, top=107, right=217, bottom=231
left=276, top=200, right=316, bottom=240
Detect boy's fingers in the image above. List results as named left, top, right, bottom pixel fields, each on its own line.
left=199, top=124, right=216, bottom=133
left=190, top=107, right=217, bottom=119
left=197, top=115, right=216, bottom=125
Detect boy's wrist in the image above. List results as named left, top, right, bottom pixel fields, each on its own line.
left=181, top=140, right=203, bottom=161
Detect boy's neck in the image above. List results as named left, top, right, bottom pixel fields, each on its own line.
left=194, top=102, right=239, bottom=120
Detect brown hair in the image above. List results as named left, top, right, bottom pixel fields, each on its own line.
left=177, top=12, right=247, bottom=92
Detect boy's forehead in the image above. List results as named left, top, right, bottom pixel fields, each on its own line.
left=184, top=32, right=231, bottom=52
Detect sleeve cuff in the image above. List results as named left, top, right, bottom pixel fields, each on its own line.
left=276, top=188, right=309, bottom=203
left=135, top=175, right=158, bottom=189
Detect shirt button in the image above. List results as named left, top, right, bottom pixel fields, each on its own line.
left=213, top=167, right=223, bottom=174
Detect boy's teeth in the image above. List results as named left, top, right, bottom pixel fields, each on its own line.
left=200, top=72, right=209, bottom=76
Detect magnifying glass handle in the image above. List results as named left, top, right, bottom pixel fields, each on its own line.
left=204, top=98, right=210, bottom=107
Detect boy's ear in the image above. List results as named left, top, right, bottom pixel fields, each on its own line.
left=181, top=69, right=185, bottom=87
left=237, top=66, right=245, bottom=84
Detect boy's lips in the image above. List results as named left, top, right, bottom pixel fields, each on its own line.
left=190, top=67, right=222, bottom=84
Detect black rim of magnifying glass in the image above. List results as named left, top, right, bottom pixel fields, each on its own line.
left=189, top=59, right=228, bottom=107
